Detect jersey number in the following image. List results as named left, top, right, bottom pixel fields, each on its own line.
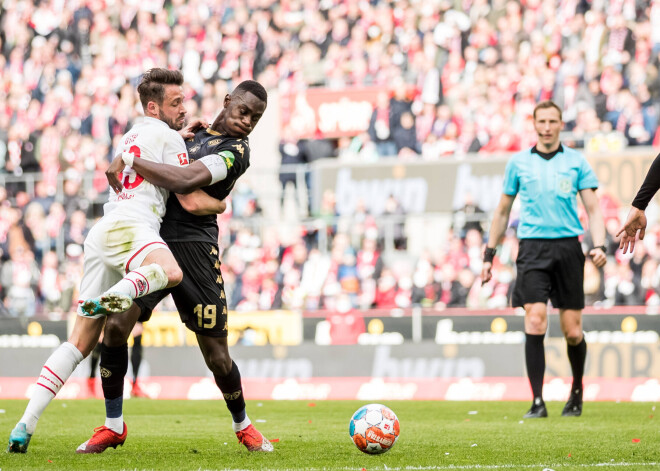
left=122, top=145, right=145, bottom=189
left=195, top=304, right=217, bottom=329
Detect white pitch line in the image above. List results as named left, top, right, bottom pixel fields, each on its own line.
left=191, top=464, right=660, bottom=471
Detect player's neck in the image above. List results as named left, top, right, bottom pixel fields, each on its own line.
left=536, top=141, right=560, bottom=153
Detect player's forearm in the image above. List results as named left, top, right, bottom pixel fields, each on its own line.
left=130, top=159, right=212, bottom=194
left=177, top=190, right=226, bottom=215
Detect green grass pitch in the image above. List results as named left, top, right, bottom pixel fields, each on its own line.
left=1, top=399, right=659, bottom=470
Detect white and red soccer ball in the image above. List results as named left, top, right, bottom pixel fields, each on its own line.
left=348, top=403, right=400, bottom=454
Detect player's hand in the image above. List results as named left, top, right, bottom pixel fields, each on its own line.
left=179, top=117, right=209, bottom=139
left=588, top=247, right=607, bottom=268
left=481, top=262, right=493, bottom=285
left=106, top=154, right=126, bottom=194
left=616, top=207, right=647, bottom=254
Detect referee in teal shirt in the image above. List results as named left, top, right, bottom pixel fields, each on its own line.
left=481, top=101, right=607, bottom=419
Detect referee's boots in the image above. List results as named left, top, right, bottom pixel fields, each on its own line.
left=523, top=397, right=548, bottom=418
left=562, top=388, right=583, bottom=417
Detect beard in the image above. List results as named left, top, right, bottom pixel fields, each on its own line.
left=159, top=110, right=184, bottom=131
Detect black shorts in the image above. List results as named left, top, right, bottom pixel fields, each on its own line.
left=512, top=237, right=585, bottom=310
left=135, top=241, right=229, bottom=337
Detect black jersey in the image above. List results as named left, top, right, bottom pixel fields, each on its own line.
left=159, top=128, right=251, bottom=243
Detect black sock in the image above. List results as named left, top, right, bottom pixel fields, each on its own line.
left=89, top=342, right=102, bottom=378
left=567, top=336, right=586, bottom=395
left=100, top=343, right=128, bottom=418
left=131, top=334, right=143, bottom=384
left=525, top=333, right=546, bottom=401
left=214, top=361, right=246, bottom=423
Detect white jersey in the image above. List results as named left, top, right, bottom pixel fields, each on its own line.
left=103, top=117, right=189, bottom=230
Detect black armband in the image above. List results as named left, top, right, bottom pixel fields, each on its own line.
left=483, top=247, right=497, bottom=263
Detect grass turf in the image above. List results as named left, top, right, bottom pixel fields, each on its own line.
left=0, top=399, right=659, bottom=470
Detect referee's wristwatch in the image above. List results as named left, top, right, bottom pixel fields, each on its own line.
left=594, top=245, right=607, bottom=254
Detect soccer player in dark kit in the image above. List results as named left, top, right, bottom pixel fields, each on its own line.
left=77, top=80, right=272, bottom=453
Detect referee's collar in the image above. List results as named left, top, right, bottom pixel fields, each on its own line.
left=531, top=144, right=564, bottom=160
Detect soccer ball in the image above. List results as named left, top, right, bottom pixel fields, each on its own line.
left=348, top=403, right=400, bottom=454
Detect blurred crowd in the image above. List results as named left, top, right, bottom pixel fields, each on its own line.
left=2, top=0, right=660, bottom=318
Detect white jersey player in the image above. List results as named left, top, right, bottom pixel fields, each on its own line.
left=8, top=68, right=225, bottom=454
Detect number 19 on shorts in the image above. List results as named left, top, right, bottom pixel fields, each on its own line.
left=195, top=304, right=217, bottom=329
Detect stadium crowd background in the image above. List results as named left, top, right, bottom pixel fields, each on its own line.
left=1, top=0, right=660, bottom=320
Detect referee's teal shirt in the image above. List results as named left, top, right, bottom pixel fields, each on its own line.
left=502, top=145, right=599, bottom=239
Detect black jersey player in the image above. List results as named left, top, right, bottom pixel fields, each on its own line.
left=76, top=80, right=271, bottom=454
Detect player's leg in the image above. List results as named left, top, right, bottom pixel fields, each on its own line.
left=168, top=240, right=273, bottom=452
left=76, top=305, right=140, bottom=453
left=130, top=322, right=147, bottom=397
left=9, top=232, right=117, bottom=453
left=196, top=335, right=272, bottom=452
left=8, top=316, right=104, bottom=453
left=82, top=226, right=183, bottom=316
left=88, top=341, right=102, bottom=394
left=77, top=292, right=164, bottom=454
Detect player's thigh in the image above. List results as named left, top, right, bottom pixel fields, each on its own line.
left=78, top=227, right=123, bottom=316
left=168, top=241, right=229, bottom=338
left=95, top=216, right=170, bottom=273
left=512, top=239, right=553, bottom=307
left=549, top=238, right=585, bottom=310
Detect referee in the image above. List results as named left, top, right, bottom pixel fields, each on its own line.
left=481, top=101, right=607, bottom=418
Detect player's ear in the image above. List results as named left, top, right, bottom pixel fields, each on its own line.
left=146, top=100, right=159, bottom=116
left=224, top=94, right=231, bottom=107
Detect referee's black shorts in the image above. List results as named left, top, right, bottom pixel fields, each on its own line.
left=134, top=240, right=229, bottom=338
left=512, top=237, right=585, bottom=310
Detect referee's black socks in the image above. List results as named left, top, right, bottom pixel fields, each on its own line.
left=525, top=333, right=546, bottom=400
left=567, top=336, right=587, bottom=395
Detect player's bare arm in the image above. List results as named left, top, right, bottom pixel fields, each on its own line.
left=481, top=193, right=515, bottom=284
left=177, top=192, right=227, bottom=216
left=579, top=188, right=607, bottom=267
left=106, top=156, right=218, bottom=194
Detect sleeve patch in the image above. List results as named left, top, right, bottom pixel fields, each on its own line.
left=218, top=150, right=235, bottom=169
left=177, top=153, right=189, bottom=165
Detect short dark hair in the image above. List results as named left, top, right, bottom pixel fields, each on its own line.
left=533, top=100, right=562, bottom=120
left=232, top=80, right=267, bottom=104
left=137, top=68, right=184, bottom=109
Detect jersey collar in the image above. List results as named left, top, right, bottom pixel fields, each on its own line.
left=531, top=143, right=564, bottom=160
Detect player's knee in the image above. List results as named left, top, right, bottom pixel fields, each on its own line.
left=165, top=266, right=183, bottom=287
left=206, top=352, right=232, bottom=377
left=104, top=317, right=133, bottom=346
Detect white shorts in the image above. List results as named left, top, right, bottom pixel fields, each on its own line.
left=76, top=216, right=170, bottom=317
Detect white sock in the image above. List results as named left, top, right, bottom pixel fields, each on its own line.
left=20, top=342, right=84, bottom=434
left=106, top=263, right=168, bottom=299
left=232, top=416, right=251, bottom=433
left=105, top=416, right=124, bottom=435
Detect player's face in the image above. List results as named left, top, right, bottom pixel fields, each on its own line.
left=156, top=85, right=187, bottom=131
left=533, top=107, right=563, bottom=150
left=223, top=92, right=266, bottom=138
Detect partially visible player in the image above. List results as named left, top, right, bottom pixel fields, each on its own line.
left=7, top=68, right=226, bottom=454
left=76, top=80, right=272, bottom=454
